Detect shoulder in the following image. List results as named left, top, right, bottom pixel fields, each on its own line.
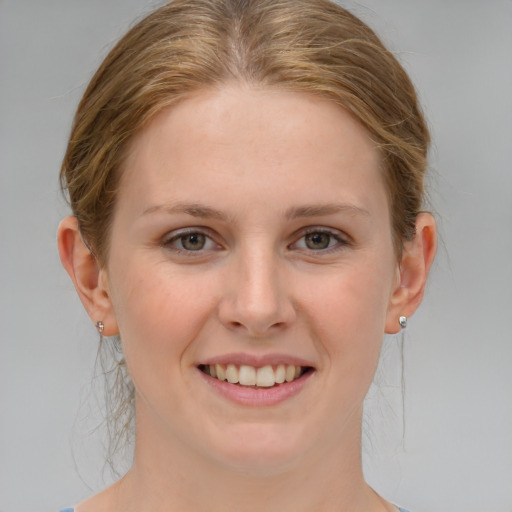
left=66, top=479, right=122, bottom=512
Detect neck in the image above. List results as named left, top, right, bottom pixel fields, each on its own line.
left=109, top=403, right=392, bottom=512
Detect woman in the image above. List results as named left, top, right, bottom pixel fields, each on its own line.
left=57, top=0, right=436, bottom=510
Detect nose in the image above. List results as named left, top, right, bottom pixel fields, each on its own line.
left=217, top=246, right=296, bottom=337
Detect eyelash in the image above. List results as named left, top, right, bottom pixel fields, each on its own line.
left=161, top=227, right=350, bottom=256
left=162, top=228, right=220, bottom=255
left=290, top=228, right=350, bottom=254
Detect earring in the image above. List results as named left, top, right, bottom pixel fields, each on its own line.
left=398, top=316, right=408, bottom=329
left=95, top=321, right=104, bottom=334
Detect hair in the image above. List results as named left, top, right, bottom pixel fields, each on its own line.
left=60, top=0, right=430, bottom=466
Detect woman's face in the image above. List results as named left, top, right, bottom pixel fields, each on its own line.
left=103, top=85, right=401, bottom=472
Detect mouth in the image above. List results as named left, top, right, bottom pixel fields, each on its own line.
left=198, top=363, right=313, bottom=388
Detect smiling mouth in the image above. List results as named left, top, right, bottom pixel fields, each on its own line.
left=198, top=364, right=313, bottom=388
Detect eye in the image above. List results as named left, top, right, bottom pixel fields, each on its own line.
left=304, top=232, right=335, bottom=250
left=292, top=229, right=347, bottom=252
left=164, top=230, right=218, bottom=252
left=179, top=232, right=207, bottom=251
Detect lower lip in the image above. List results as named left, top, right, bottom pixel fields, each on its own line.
left=197, top=368, right=314, bottom=406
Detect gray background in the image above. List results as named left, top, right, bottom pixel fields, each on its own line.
left=1, top=1, right=511, bottom=511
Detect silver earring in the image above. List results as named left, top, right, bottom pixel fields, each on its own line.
left=399, top=316, right=408, bottom=329
left=95, top=321, right=104, bottom=334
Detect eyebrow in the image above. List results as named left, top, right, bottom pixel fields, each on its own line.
left=142, top=202, right=229, bottom=221
left=141, top=201, right=370, bottom=221
left=284, top=203, right=370, bottom=220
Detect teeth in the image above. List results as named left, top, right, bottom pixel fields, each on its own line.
left=239, top=365, right=256, bottom=386
left=215, top=364, right=226, bottom=381
left=226, top=364, right=238, bottom=384
left=204, top=363, right=307, bottom=387
left=285, top=364, right=296, bottom=382
left=275, top=364, right=286, bottom=384
left=256, top=365, right=275, bottom=387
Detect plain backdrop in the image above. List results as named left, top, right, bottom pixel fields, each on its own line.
left=1, top=1, right=511, bottom=511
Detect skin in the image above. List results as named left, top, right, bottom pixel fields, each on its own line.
left=58, top=84, right=436, bottom=512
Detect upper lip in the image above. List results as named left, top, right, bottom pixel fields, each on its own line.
left=197, top=352, right=316, bottom=368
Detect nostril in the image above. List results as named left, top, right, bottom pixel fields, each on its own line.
left=228, top=319, right=287, bottom=335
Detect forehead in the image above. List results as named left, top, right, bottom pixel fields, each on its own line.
left=119, top=84, right=387, bottom=218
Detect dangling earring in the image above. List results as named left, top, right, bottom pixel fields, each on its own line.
left=95, top=321, right=104, bottom=334
left=398, top=315, right=407, bottom=329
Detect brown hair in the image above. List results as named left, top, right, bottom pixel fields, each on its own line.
left=60, top=0, right=430, bottom=466
left=61, top=0, right=429, bottom=266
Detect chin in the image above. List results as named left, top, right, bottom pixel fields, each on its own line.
left=203, top=423, right=309, bottom=476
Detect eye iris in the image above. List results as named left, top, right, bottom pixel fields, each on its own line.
left=305, top=232, right=331, bottom=250
left=181, top=233, right=206, bottom=250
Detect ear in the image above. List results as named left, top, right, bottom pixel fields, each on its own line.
left=385, top=212, right=437, bottom=334
left=57, top=216, right=118, bottom=336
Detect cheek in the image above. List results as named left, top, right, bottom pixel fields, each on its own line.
left=302, top=259, right=395, bottom=367
left=106, top=262, right=222, bottom=423
left=108, top=261, right=216, bottom=372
